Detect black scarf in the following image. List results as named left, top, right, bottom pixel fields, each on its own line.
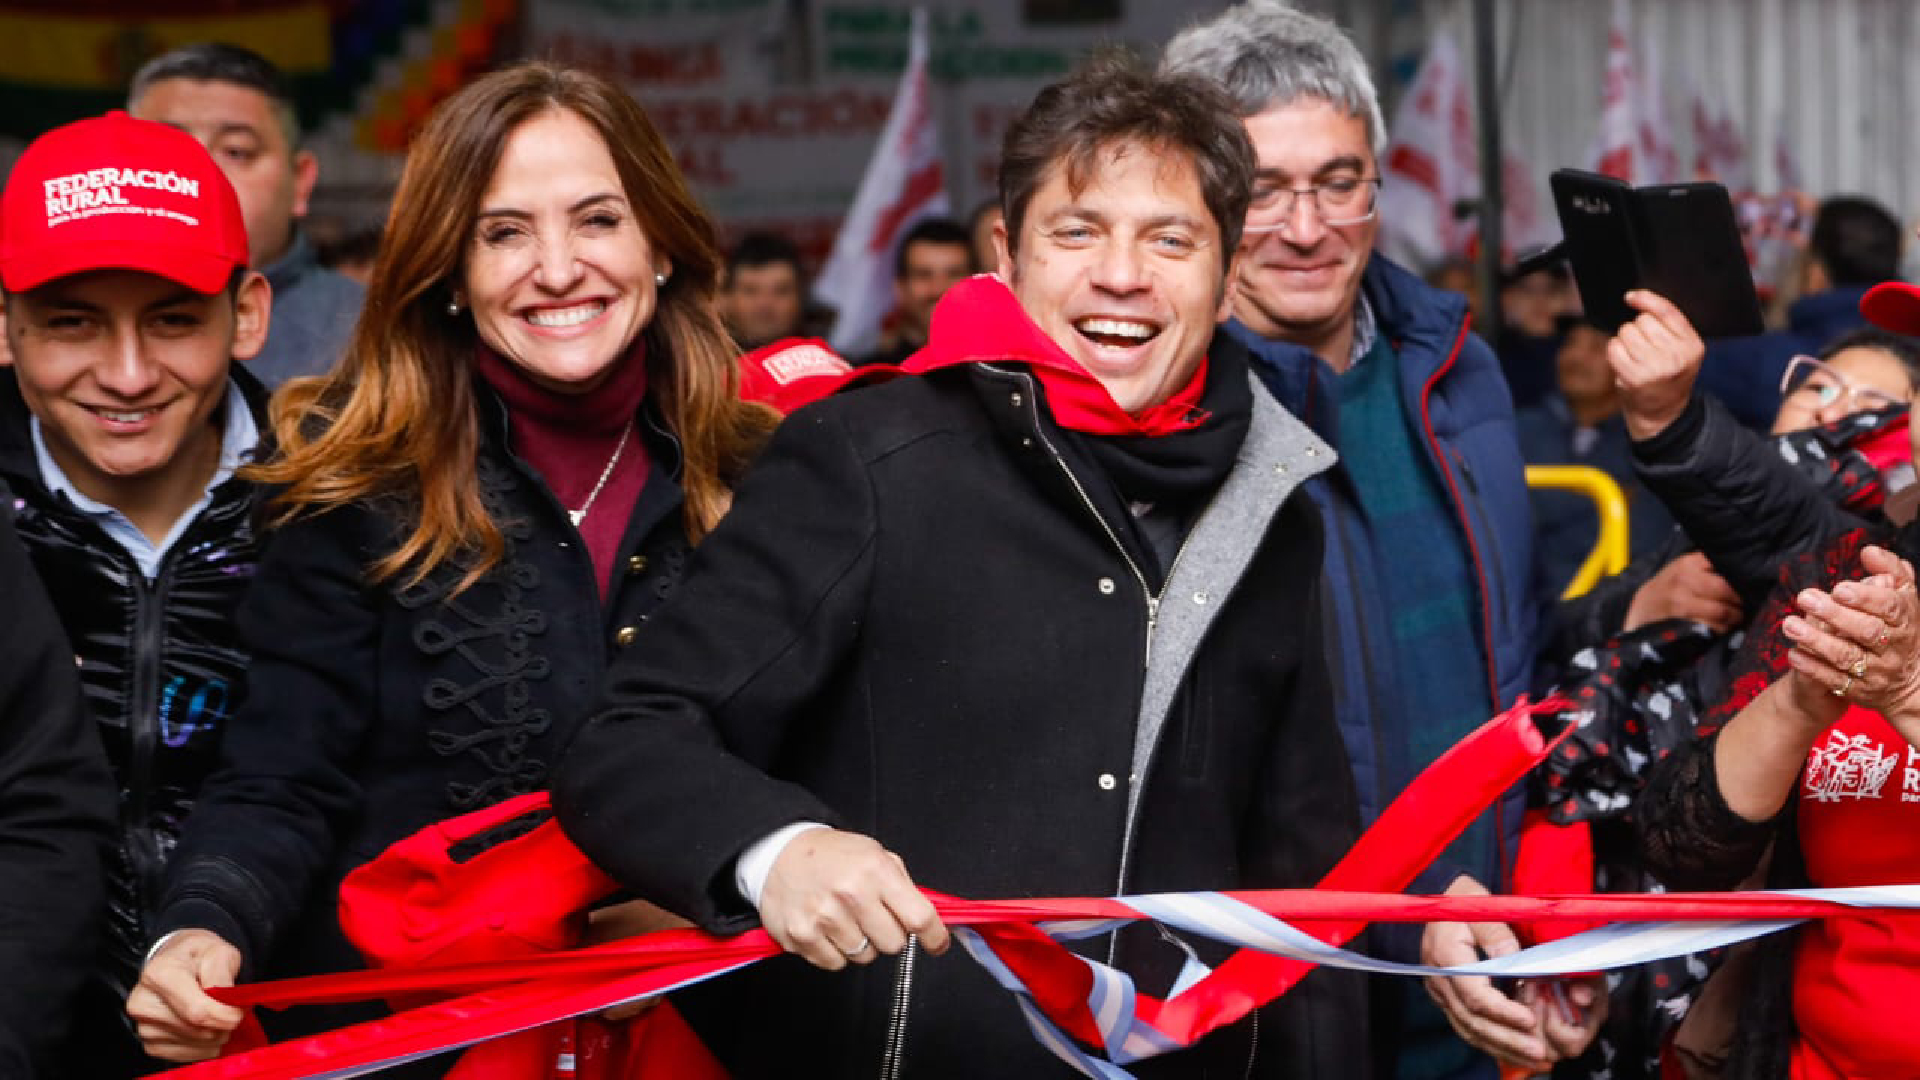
left=1077, top=341, right=1254, bottom=511
left=1051, top=342, right=1255, bottom=587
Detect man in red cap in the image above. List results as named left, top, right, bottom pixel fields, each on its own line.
left=0, top=109, right=275, bottom=1075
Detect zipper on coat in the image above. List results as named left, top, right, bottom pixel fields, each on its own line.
left=124, top=490, right=248, bottom=904
left=1418, top=320, right=1503, bottom=711
left=1106, top=501, right=1216, bottom=916
left=1327, top=504, right=1393, bottom=817
left=1149, top=520, right=1207, bottom=660
left=1417, top=321, right=1513, bottom=889
left=126, top=544, right=180, bottom=912
left=1025, top=410, right=1207, bottom=671
left=1029, top=423, right=1156, bottom=663
left=993, top=369, right=1224, bottom=953
left=878, top=935, right=918, bottom=1080
left=1449, top=448, right=1518, bottom=883
left=1011, top=377, right=1223, bottom=944
left=1448, top=450, right=1511, bottom=625
left=128, top=572, right=162, bottom=819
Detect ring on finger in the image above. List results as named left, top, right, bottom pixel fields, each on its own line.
left=1835, top=673, right=1855, bottom=697
left=842, top=935, right=871, bottom=958
left=1877, top=627, right=1893, bottom=650
left=1852, top=654, right=1869, bottom=679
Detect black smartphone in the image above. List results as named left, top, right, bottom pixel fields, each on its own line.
left=1549, top=169, right=1765, bottom=339
left=1549, top=170, right=1643, bottom=332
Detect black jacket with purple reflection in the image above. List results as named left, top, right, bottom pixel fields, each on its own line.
left=0, top=366, right=269, bottom=1003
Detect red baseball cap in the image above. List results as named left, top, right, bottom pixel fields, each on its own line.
left=0, top=110, right=248, bottom=295
left=1861, top=280, right=1920, bottom=337
left=739, top=337, right=899, bottom=414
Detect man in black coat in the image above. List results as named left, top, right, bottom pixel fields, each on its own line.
left=0, top=110, right=271, bottom=1074
left=556, top=50, right=1366, bottom=1078
left=0, top=500, right=116, bottom=1075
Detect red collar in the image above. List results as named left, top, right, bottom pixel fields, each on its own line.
left=473, top=338, right=649, bottom=436
left=903, top=276, right=1209, bottom=438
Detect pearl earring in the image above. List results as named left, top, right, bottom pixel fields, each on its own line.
left=446, top=298, right=462, bottom=316
left=655, top=272, right=667, bottom=287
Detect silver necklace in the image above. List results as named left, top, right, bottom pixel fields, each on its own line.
left=569, top=418, right=634, bottom=528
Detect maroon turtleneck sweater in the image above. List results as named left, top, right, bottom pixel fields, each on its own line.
left=475, top=342, right=650, bottom=598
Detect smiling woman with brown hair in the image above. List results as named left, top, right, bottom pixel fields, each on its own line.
left=260, top=62, right=771, bottom=587
left=124, top=61, right=775, bottom=1066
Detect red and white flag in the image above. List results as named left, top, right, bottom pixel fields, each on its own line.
left=1378, top=32, right=1476, bottom=268
left=1689, top=84, right=1748, bottom=188
left=1774, top=121, right=1805, bottom=192
left=1499, top=149, right=1557, bottom=258
left=1635, top=29, right=1678, bottom=184
left=1378, top=32, right=1553, bottom=266
left=815, top=8, right=949, bottom=357
left=1591, top=0, right=1639, bottom=182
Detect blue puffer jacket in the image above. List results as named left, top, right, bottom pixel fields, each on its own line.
left=1230, top=255, right=1537, bottom=891
left=1699, top=285, right=1872, bottom=429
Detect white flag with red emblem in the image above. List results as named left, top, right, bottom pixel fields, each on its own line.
left=1379, top=33, right=1553, bottom=266
left=815, top=8, right=949, bottom=357
left=1378, top=32, right=1476, bottom=269
left=1689, top=84, right=1748, bottom=188
left=1635, top=30, right=1678, bottom=184
left=1499, top=149, right=1557, bottom=258
left=1774, top=122, right=1805, bottom=192
left=1591, top=0, right=1639, bottom=182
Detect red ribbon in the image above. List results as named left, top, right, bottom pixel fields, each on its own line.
left=169, top=889, right=1911, bottom=1080
left=164, top=699, right=1576, bottom=1077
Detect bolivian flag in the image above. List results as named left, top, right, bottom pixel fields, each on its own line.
left=0, top=1, right=331, bottom=138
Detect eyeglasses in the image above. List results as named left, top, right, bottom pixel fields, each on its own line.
left=1245, top=176, right=1381, bottom=234
left=1779, top=354, right=1909, bottom=414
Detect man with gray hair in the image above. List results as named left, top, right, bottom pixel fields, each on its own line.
left=131, top=42, right=363, bottom=386
left=1164, top=5, right=1597, bottom=1078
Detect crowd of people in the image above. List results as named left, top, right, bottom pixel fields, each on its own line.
left=1, top=3, right=1918, bottom=1079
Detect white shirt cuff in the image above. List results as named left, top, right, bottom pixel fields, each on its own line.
left=735, top=821, right=829, bottom=909
left=144, top=929, right=190, bottom=967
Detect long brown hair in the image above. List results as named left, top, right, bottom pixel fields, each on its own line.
left=253, top=62, right=776, bottom=588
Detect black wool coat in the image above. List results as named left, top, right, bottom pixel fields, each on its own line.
left=556, top=349, right=1368, bottom=1080
left=0, top=510, right=115, bottom=1075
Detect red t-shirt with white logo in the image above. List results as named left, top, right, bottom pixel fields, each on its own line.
left=1791, top=705, right=1920, bottom=1078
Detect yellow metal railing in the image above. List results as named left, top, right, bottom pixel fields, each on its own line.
left=1526, top=465, right=1630, bottom=600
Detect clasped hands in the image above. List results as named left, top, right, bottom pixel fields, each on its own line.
left=1422, top=874, right=1607, bottom=1075
left=1783, top=544, right=1920, bottom=734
